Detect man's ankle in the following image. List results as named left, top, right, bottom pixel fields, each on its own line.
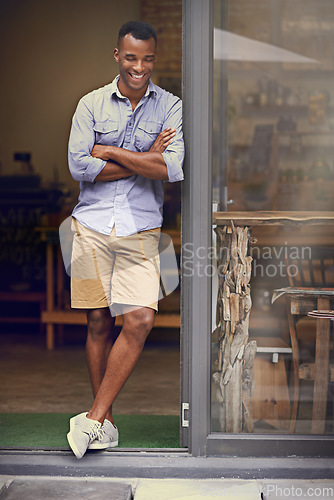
left=105, top=414, right=114, bottom=425
left=86, top=411, right=104, bottom=425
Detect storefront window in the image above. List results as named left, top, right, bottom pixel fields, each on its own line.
left=211, top=0, right=334, bottom=435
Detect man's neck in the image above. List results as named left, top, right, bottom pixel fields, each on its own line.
left=117, top=79, right=149, bottom=110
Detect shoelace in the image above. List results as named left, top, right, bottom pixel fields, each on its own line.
left=88, top=422, right=103, bottom=441
left=97, top=428, right=104, bottom=441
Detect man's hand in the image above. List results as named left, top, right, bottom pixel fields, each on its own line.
left=91, top=145, right=112, bottom=161
left=150, top=127, right=175, bottom=153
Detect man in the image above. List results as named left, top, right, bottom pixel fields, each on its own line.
left=66, top=21, right=184, bottom=459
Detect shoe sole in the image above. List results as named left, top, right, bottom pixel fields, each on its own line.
left=88, top=439, right=118, bottom=450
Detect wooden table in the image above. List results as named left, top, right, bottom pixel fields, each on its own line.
left=212, top=211, right=334, bottom=434
left=213, top=211, right=334, bottom=228
left=304, top=294, right=334, bottom=434
left=272, top=288, right=334, bottom=434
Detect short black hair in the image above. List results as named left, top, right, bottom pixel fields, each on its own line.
left=118, top=21, right=157, bottom=47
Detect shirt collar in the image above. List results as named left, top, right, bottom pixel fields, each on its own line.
left=111, top=75, right=157, bottom=100
left=146, top=79, right=157, bottom=97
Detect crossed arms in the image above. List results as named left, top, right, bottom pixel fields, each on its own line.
left=92, top=128, right=175, bottom=182
left=68, top=95, right=184, bottom=184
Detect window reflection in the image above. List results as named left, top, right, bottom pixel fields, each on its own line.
left=211, top=0, right=334, bottom=435
left=212, top=0, right=334, bottom=212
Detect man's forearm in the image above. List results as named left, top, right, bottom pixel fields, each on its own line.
left=110, top=147, right=168, bottom=180
left=94, top=161, right=134, bottom=181
left=92, top=145, right=168, bottom=181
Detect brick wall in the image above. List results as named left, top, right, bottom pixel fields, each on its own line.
left=140, top=0, right=182, bottom=96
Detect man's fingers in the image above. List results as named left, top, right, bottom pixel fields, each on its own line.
left=161, top=131, right=176, bottom=142
left=160, top=128, right=175, bottom=137
left=150, top=128, right=176, bottom=152
left=163, top=139, right=173, bottom=146
left=162, top=132, right=175, bottom=144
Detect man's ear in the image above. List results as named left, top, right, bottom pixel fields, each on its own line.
left=113, top=48, right=119, bottom=62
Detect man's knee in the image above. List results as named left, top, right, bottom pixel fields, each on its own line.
left=86, top=308, right=113, bottom=339
left=123, top=307, right=155, bottom=341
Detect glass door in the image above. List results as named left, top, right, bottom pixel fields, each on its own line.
left=183, top=0, right=334, bottom=457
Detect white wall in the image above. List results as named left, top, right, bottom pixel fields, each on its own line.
left=0, top=0, right=140, bottom=186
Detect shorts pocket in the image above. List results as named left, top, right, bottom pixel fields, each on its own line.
left=138, top=228, right=161, bottom=260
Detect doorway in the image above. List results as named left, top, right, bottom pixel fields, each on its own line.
left=0, top=0, right=184, bottom=452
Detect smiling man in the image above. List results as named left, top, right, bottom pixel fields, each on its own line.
left=66, top=21, right=184, bottom=459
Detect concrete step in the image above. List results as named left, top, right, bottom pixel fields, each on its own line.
left=0, top=477, right=132, bottom=500
left=133, top=479, right=261, bottom=499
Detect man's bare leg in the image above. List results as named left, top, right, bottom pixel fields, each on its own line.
left=87, top=306, right=155, bottom=424
left=86, top=308, right=115, bottom=424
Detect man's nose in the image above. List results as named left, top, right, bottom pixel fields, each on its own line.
left=133, top=60, right=144, bottom=73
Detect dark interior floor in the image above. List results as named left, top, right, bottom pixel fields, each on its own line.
left=0, top=325, right=180, bottom=416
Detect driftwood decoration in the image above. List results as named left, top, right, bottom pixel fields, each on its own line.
left=213, top=222, right=257, bottom=433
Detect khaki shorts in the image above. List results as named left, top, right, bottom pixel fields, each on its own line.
left=71, top=218, right=161, bottom=315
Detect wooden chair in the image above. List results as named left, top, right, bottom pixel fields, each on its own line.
left=274, top=247, right=334, bottom=433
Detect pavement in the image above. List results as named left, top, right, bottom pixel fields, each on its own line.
left=1, top=476, right=334, bottom=499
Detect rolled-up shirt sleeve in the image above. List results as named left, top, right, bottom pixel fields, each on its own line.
left=161, top=98, right=184, bottom=183
left=68, top=97, right=107, bottom=183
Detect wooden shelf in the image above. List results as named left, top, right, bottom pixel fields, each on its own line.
left=41, top=310, right=180, bottom=328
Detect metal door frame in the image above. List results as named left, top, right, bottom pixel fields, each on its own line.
left=181, top=0, right=213, bottom=455
left=181, top=0, right=334, bottom=458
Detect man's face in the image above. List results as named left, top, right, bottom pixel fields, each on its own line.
left=114, top=34, right=157, bottom=93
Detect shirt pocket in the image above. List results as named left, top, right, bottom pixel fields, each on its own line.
left=134, top=120, right=163, bottom=152
left=93, top=120, right=119, bottom=145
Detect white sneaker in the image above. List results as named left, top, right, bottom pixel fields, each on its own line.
left=67, top=412, right=106, bottom=459
left=88, top=418, right=119, bottom=449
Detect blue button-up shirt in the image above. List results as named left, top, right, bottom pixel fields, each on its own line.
left=68, top=76, right=184, bottom=236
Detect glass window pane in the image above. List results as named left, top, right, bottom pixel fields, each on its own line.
left=211, top=0, right=334, bottom=435
left=213, top=0, right=334, bottom=212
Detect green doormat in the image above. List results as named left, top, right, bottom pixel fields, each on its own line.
left=0, top=414, right=181, bottom=449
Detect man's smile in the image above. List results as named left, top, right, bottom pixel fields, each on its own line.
left=128, top=72, right=146, bottom=81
